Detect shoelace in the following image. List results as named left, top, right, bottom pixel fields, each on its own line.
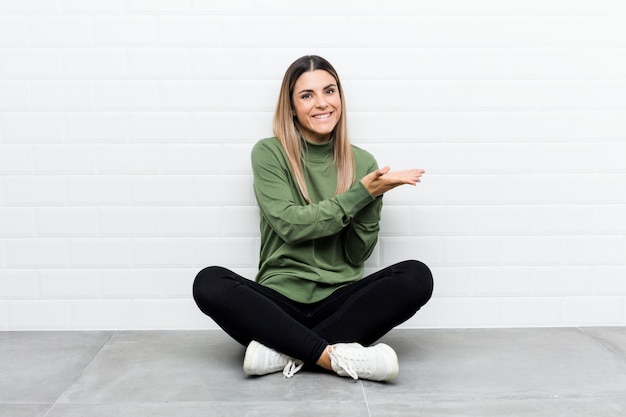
left=282, top=359, right=304, bottom=378
left=327, top=346, right=360, bottom=380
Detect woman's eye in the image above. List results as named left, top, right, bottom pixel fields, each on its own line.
left=301, top=93, right=312, bottom=99
left=326, top=88, right=335, bottom=94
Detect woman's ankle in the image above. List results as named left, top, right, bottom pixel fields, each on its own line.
left=315, top=345, right=333, bottom=370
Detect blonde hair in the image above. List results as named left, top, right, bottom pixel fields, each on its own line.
left=273, top=55, right=355, bottom=203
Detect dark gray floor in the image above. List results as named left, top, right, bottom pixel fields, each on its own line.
left=2, top=327, right=626, bottom=416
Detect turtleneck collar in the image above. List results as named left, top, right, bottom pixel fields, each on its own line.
left=302, top=137, right=334, bottom=162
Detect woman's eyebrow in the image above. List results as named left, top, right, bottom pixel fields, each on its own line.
left=296, top=84, right=337, bottom=95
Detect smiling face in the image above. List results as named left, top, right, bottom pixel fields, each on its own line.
left=291, top=69, right=342, bottom=144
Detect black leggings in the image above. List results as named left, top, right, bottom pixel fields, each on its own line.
left=192, top=260, right=433, bottom=364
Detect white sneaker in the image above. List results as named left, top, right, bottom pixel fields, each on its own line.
left=328, top=342, right=399, bottom=381
left=243, top=340, right=303, bottom=378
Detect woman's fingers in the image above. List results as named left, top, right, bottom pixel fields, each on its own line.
left=361, top=168, right=425, bottom=197
left=382, top=169, right=425, bottom=185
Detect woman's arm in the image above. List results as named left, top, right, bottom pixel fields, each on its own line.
left=252, top=140, right=375, bottom=245
left=342, top=196, right=383, bottom=265
left=343, top=167, right=426, bottom=265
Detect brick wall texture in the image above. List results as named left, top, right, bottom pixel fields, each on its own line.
left=1, top=1, right=625, bottom=329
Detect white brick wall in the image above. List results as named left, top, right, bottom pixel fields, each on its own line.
left=1, top=1, right=625, bottom=330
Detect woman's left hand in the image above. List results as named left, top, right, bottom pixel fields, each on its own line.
left=361, top=167, right=425, bottom=197
left=381, top=168, right=425, bottom=186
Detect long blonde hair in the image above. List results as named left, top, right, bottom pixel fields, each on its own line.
left=273, top=55, right=355, bottom=203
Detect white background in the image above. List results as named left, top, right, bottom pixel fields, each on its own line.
left=1, top=0, right=625, bottom=330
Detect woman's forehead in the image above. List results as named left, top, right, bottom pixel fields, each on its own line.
left=294, top=70, right=337, bottom=90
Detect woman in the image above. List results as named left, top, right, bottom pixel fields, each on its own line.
left=193, top=55, right=433, bottom=381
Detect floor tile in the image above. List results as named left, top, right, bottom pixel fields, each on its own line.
left=47, top=401, right=370, bottom=417
left=365, top=328, right=626, bottom=402
left=3, top=327, right=626, bottom=417
left=0, top=331, right=111, bottom=403
left=368, top=397, right=626, bottom=417
left=582, top=326, right=626, bottom=360
left=0, top=405, right=50, bottom=417
left=60, top=331, right=364, bottom=404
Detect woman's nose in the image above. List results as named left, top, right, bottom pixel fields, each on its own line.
left=315, top=97, right=328, bottom=108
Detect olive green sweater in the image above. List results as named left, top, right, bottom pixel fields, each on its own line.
left=251, top=137, right=382, bottom=303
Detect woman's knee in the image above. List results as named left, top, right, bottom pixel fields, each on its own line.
left=192, top=265, right=233, bottom=310
left=397, top=259, right=434, bottom=305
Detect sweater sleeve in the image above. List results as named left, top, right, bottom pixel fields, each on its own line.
left=343, top=196, right=383, bottom=265
left=251, top=139, right=375, bottom=245
left=342, top=158, right=383, bottom=265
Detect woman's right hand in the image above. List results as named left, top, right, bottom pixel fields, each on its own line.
left=360, top=166, right=425, bottom=198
